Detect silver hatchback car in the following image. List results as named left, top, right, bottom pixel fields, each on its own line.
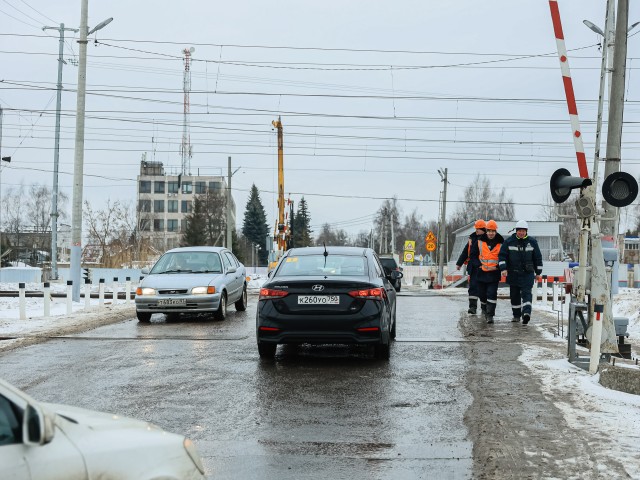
left=135, top=246, right=248, bottom=322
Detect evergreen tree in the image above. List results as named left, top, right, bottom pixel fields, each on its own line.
left=296, top=197, right=313, bottom=247
left=242, top=184, right=269, bottom=265
left=291, top=197, right=313, bottom=248
left=182, top=196, right=207, bottom=246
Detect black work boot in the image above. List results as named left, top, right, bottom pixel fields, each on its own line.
left=486, top=315, right=494, bottom=324
left=522, top=313, right=531, bottom=325
left=486, top=303, right=495, bottom=324
left=467, top=298, right=477, bottom=315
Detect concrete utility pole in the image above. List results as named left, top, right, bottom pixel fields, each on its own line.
left=43, top=23, right=78, bottom=281
left=601, top=0, right=629, bottom=239
left=70, top=3, right=112, bottom=300
left=70, top=0, right=89, bottom=301
left=437, top=168, right=448, bottom=286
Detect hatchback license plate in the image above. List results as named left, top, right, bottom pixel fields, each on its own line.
left=158, top=298, right=186, bottom=306
left=298, top=295, right=339, bottom=305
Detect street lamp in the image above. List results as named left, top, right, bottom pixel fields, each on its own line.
left=226, top=156, right=241, bottom=250
left=70, top=0, right=113, bottom=300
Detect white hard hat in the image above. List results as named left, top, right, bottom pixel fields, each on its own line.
left=515, top=220, right=529, bottom=230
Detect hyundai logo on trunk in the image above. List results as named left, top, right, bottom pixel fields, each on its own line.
left=311, top=284, right=324, bottom=292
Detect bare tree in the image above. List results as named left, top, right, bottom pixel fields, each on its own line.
left=538, top=193, right=580, bottom=257
left=373, top=197, right=401, bottom=254
left=84, top=199, right=124, bottom=266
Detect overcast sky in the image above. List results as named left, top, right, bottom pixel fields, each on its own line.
left=1, top=0, right=640, bottom=240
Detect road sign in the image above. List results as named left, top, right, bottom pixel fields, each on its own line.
left=404, top=240, right=415, bottom=251
left=403, top=251, right=414, bottom=263
left=426, top=241, right=437, bottom=252
left=426, top=231, right=436, bottom=242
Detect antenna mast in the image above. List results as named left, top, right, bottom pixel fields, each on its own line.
left=181, top=47, right=194, bottom=175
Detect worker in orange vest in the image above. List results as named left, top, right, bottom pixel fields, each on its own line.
left=469, top=219, right=504, bottom=324
left=456, top=219, right=486, bottom=314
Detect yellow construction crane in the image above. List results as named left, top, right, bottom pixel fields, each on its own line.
left=269, top=116, right=289, bottom=270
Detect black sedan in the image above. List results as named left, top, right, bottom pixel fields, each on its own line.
left=256, top=246, right=400, bottom=360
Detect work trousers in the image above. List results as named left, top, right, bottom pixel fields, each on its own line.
left=478, top=280, right=499, bottom=315
left=509, top=284, right=533, bottom=319
left=467, top=265, right=479, bottom=301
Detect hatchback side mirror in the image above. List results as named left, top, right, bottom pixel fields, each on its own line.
left=24, top=404, right=55, bottom=446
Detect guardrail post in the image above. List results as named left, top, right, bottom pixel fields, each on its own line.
left=43, top=282, right=51, bottom=317
left=552, top=277, right=560, bottom=310
left=19, top=282, right=26, bottom=320
left=99, top=278, right=105, bottom=306
left=542, top=275, right=548, bottom=307
left=66, top=280, right=73, bottom=315
left=84, top=278, right=91, bottom=310
left=125, top=276, right=131, bottom=304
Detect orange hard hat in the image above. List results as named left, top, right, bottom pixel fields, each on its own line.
left=474, top=219, right=486, bottom=229
left=486, top=220, right=498, bottom=231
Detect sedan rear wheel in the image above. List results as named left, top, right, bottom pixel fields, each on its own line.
left=214, top=293, right=227, bottom=320
left=136, top=311, right=151, bottom=323
left=374, top=341, right=390, bottom=360
left=258, top=342, right=277, bottom=358
left=235, top=286, right=248, bottom=311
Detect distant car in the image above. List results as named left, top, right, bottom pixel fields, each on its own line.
left=256, top=246, right=398, bottom=360
left=0, top=378, right=205, bottom=479
left=135, top=246, right=247, bottom=322
left=378, top=255, right=403, bottom=292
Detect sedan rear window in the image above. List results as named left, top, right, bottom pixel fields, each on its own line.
left=277, top=255, right=367, bottom=276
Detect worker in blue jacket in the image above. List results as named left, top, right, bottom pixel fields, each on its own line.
left=498, top=220, right=543, bottom=325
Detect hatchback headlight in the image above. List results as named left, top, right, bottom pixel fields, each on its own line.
left=136, top=287, right=156, bottom=295
left=192, top=286, right=215, bottom=295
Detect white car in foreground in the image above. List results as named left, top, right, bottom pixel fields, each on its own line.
left=0, top=378, right=205, bottom=479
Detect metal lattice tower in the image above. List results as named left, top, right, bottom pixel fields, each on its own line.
left=180, top=47, right=194, bottom=175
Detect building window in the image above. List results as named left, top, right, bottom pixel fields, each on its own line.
left=168, top=200, right=178, bottom=213
left=181, top=200, right=192, bottom=213
left=182, top=219, right=189, bottom=232
left=195, top=181, right=206, bottom=194
left=139, top=200, right=151, bottom=212
left=182, top=182, right=192, bottom=194
left=168, top=181, right=179, bottom=193
left=209, top=181, right=221, bottom=191
left=139, top=180, right=151, bottom=193
left=154, top=181, right=165, bottom=194
left=167, top=219, right=179, bottom=232
left=139, top=219, right=150, bottom=231
left=154, top=200, right=164, bottom=212
left=153, top=219, right=164, bottom=231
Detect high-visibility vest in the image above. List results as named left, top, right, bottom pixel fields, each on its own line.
left=478, top=240, right=501, bottom=272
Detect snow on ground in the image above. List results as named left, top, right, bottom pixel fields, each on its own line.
left=519, top=346, right=640, bottom=479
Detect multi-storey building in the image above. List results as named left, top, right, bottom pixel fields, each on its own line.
left=136, top=160, right=235, bottom=252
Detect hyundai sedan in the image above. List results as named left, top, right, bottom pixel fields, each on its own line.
left=256, top=246, right=399, bottom=359
left=0, top=378, right=205, bottom=479
left=135, top=246, right=248, bottom=322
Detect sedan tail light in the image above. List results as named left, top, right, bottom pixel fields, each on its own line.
left=347, top=288, right=386, bottom=300
left=259, top=288, right=289, bottom=300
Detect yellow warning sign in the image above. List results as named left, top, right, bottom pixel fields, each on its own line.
left=426, top=241, right=437, bottom=252
left=404, top=240, right=415, bottom=251
left=426, top=231, right=436, bottom=242
left=403, top=251, right=414, bottom=263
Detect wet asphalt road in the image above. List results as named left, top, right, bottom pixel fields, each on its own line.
left=0, top=292, right=473, bottom=480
